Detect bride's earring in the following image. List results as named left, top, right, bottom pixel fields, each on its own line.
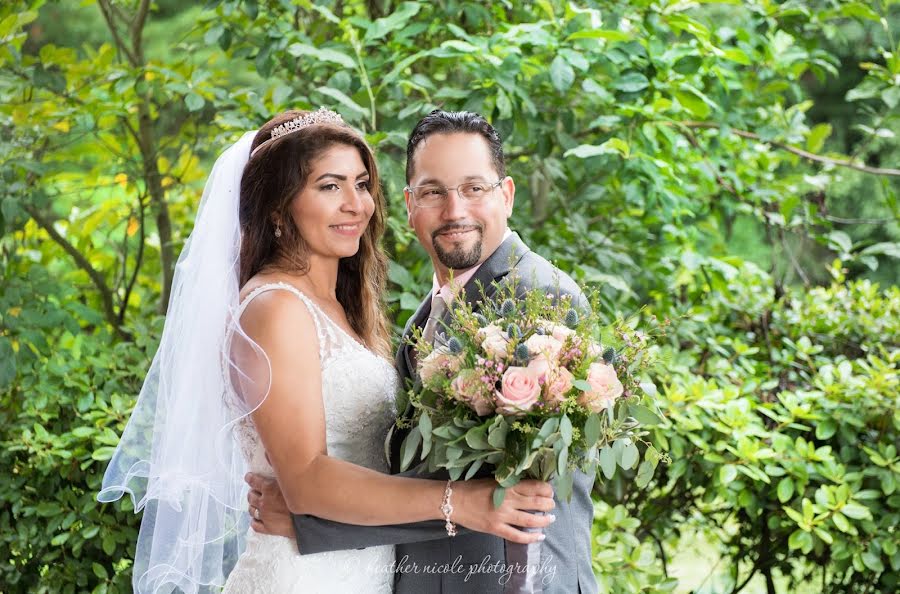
left=274, top=224, right=282, bottom=238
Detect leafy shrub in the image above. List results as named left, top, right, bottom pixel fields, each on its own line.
left=0, top=263, right=157, bottom=593
left=605, top=259, right=900, bottom=592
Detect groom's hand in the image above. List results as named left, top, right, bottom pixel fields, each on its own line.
left=246, top=473, right=295, bottom=538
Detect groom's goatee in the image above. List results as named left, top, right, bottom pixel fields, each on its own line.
left=432, top=223, right=484, bottom=270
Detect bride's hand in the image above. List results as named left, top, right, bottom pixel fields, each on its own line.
left=246, top=473, right=295, bottom=538
left=452, top=479, right=556, bottom=544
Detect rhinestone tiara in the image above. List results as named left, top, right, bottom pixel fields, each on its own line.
left=250, top=107, right=344, bottom=156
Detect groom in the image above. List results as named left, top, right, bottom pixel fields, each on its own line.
left=247, top=110, right=597, bottom=593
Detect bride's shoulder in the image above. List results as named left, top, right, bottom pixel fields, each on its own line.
left=238, top=277, right=318, bottom=338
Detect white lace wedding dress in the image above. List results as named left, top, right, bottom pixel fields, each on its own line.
left=223, top=282, right=398, bottom=593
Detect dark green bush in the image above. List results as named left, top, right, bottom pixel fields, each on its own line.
left=0, top=264, right=156, bottom=593
left=604, top=259, right=900, bottom=592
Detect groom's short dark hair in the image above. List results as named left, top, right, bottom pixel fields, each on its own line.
left=405, top=110, right=506, bottom=182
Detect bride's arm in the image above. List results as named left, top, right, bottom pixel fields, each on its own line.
left=239, top=292, right=553, bottom=541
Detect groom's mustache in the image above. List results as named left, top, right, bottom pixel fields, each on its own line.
left=431, top=223, right=484, bottom=241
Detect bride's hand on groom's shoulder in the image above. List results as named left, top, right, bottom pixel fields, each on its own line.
left=246, top=473, right=295, bottom=538
left=453, top=479, right=556, bottom=544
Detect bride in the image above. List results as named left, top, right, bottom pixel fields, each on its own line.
left=98, top=108, right=555, bottom=593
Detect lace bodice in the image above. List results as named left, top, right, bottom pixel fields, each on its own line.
left=223, top=282, right=397, bottom=594
left=229, top=282, right=398, bottom=476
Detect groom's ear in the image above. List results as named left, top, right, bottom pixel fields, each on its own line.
left=500, top=175, right=515, bottom=217
left=404, top=187, right=414, bottom=226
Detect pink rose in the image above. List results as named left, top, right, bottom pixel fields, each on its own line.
left=496, top=366, right=541, bottom=415
left=546, top=367, right=574, bottom=404
left=578, top=362, right=624, bottom=413
left=527, top=356, right=574, bottom=405
left=418, top=348, right=461, bottom=386
left=524, top=334, right=563, bottom=361
left=450, top=369, right=494, bottom=416
left=476, top=324, right=509, bottom=360
left=548, top=324, right=575, bottom=343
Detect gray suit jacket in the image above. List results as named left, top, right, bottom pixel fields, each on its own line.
left=292, top=233, right=597, bottom=594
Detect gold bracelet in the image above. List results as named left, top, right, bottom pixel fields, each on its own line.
left=440, top=479, right=457, bottom=537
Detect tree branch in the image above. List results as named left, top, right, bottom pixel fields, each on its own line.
left=131, top=0, right=151, bottom=63
left=24, top=204, right=125, bottom=339
left=96, top=0, right=138, bottom=66
left=678, top=121, right=900, bottom=177
left=118, top=194, right=147, bottom=326
left=779, top=228, right=810, bottom=286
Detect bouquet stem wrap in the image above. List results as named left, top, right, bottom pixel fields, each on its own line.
left=504, top=511, right=546, bottom=594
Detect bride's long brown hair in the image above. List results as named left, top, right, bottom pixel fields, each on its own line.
left=239, top=110, right=390, bottom=357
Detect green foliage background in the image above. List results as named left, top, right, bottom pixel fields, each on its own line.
left=1, top=0, right=898, bottom=592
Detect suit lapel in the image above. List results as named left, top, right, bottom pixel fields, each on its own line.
left=399, top=289, right=433, bottom=380
left=461, top=231, right=530, bottom=307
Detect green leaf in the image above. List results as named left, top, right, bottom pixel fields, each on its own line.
left=534, top=418, right=559, bottom=446
left=400, top=427, right=422, bottom=471
left=635, top=459, right=655, bottom=489
left=419, top=412, right=432, bottom=458
left=465, top=425, right=491, bottom=450
left=780, top=194, right=800, bottom=222
left=788, top=529, right=813, bottom=552
left=185, top=93, right=204, bottom=112
left=827, top=230, right=853, bottom=255
left=488, top=417, right=509, bottom=448
left=566, top=29, right=631, bottom=42
left=102, top=534, right=115, bottom=556
left=883, top=86, right=900, bottom=109
left=464, top=458, right=484, bottom=480
left=840, top=502, right=872, bottom=520
left=722, top=48, right=751, bottom=65
left=620, top=442, right=639, bottom=470
left=807, top=123, right=832, bottom=153
left=814, top=527, right=834, bottom=545
left=493, top=486, right=506, bottom=508
left=777, top=477, right=795, bottom=503
left=861, top=550, right=885, bottom=572
left=439, top=40, right=479, bottom=54
left=446, top=446, right=463, bottom=463
left=557, top=443, right=569, bottom=474
left=832, top=512, right=852, bottom=533
left=550, top=56, right=575, bottom=92
left=364, top=2, right=422, bottom=42
left=565, top=138, right=629, bottom=159
left=92, top=562, right=108, bottom=580
left=600, top=446, right=616, bottom=479
left=400, top=292, right=420, bottom=311
left=815, top=418, right=838, bottom=440
left=0, top=338, right=16, bottom=391
left=612, top=72, right=650, bottom=93
left=584, top=414, right=602, bottom=446
left=287, top=43, right=356, bottom=69
left=860, top=242, right=900, bottom=259
left=674, top=90, right=710, bottom=118
left=316, top=86, right=368, bottom=119
left=627, top=404, right=662, bottom=426
left=559, top=415, right=573, bottom=446
left=720, top=465, right=737, bottom=484
left=91, top=447, right=117, bottom=461
left=841, top=2, right=882, bottom=21
left=556, top=470, right=574, bottom=501
left=50, top=532, right=70, bottom=546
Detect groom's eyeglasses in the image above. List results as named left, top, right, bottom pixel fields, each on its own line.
left=405, top=179, right=504, bottom=209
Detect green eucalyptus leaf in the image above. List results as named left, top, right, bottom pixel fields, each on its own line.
left=400, top=427, right=422, bottom=471
left=600, top=446, right=616, bottom=480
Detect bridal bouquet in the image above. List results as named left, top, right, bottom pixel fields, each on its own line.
left=398, top=284, right=667, bottom=505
